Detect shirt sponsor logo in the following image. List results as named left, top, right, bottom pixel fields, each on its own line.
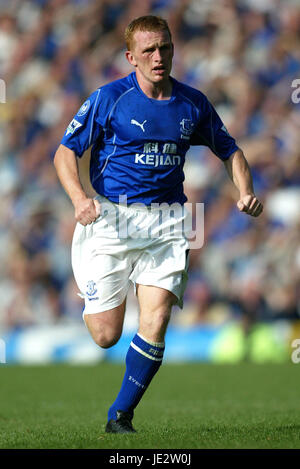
left=77, top=100, right=90, bottom=116
left=135, top=153, right=180, bottom=166
left=135, top=141, right=180, bottom=167
left=66, top=118, right=82, bottom=135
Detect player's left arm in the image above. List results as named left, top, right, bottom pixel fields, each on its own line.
left=191, top=94, right=263, bottom=217
left=224, top=149, right=263, bottom=217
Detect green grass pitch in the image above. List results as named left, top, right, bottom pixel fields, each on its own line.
left=0, top=362, right=299, bottom=449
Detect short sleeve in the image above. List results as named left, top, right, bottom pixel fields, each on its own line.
left=190, top=96, right=239, bottom=160
left=60, top=89, right=103, bottom=157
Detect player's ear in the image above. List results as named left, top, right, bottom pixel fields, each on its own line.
left=125, top=50, right=137, bottom=67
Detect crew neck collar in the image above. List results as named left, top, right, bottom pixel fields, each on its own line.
left=130, top=72, right=177, bottom=104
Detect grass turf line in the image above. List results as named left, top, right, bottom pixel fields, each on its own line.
left=0, top=363, right=299, bottom=449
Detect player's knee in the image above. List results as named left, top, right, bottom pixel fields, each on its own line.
left=155, top=309, right=172, bottom=329
left=86, top=322, right=121, bottom=349
left=84, top=305, right=125, bottom=349
left=93, top=329, right=121, bottom=349
left=142, top=307, right=171, bottom=332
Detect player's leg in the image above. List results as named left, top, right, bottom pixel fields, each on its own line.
left=137, top=284, right=176, bottom=341
left=104, top=203, right=189, bottom=433
left=72, top=216, right=131, bottom=348
left=84, top=299, right=126, bottom=349
left=106, top=285, right=176, bottom=433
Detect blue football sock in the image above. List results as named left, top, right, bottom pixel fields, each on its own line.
left=108, top=333, right=165, bottom=421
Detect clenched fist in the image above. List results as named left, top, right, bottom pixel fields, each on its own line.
left=237, top=194, right=263, bottom=217
left=74, top=197, right=101, bottom=225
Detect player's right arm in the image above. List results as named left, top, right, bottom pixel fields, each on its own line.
left=53, top=144, right=100, bottom=225
left=54, top=89, right=104, bottom=225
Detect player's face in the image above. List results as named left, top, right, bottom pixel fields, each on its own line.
left=126, top=29, right=174, bottom=86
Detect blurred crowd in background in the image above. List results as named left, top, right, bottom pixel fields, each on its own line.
left=0, top=0, right=299, bottom=332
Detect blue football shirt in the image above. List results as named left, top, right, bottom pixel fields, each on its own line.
left=61, top=72, right=239, bottom=205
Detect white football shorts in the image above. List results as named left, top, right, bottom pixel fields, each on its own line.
left=71, top=195, right=191, bottom=315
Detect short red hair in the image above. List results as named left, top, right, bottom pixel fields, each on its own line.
left=125, top=15, right=172, bottom=51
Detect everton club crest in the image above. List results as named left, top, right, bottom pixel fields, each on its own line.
left=86, top=280, right=97, bottom=297
left=180, top=118, right=194, bottom=140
